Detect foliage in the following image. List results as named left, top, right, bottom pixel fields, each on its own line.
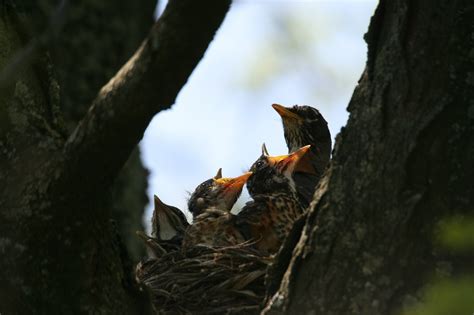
left=402, top=216, right=474, bottom=315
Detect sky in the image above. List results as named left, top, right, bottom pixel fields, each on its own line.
left=141, top=0, right=378, bottom=227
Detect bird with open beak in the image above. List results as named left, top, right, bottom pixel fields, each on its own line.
left=236, top=144, right=313, bottom=254
left=151, top=195, right=189, bottom=240
left=136, top=195, right=191, bottom=255
left=183, top=169, right=252, bottom=248
left=187, top=168, right=251, bottom=219
left=272, top=104, right=332, bottom=208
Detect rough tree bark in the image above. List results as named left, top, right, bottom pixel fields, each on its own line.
left=264, top=0, right=474, bottom=314
left=35, top=0, right=156, bottom=262
left=0, top=1, right=231, bottom=313
left=48, top=0, right=156, bottom=261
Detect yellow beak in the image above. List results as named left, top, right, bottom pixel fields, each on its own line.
left=268, top=145, right=314, bottom=174
left=272, top=104, right=302, bottom=122
left=214, top=172, right=253, bottom=195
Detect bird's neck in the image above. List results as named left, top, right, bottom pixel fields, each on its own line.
left=289, top=137, right=331, bottom=174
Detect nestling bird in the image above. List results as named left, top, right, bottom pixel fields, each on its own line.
left=272, top=104, right=332, bottom=207
left=182, top=170, right=252, bottom=248
left=236, top=144, right=313, bottom=254
left=151, top=195, right=189, bottom=241
left=188, top=168, right=246, bottom=219
left=145, top=195, right=190, bottom=254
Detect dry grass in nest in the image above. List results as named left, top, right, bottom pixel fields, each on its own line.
left=136, top=234, right=272, bottom=314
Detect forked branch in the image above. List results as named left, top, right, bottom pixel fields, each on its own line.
left=62, top=0, right=231, bottom=194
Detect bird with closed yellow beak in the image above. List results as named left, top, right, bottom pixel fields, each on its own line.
left=272, top=104, right=331, bottom=208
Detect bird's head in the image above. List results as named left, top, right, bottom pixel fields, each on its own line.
left=152, top=195, right=189, bottom=240
left=188, top=168, right=252, bottom=217
left=272, top=104, right=330, bottom=153
left=247, top=144, right=314, bottom=196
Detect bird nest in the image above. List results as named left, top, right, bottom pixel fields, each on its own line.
left=136, top=235, right=273, bottom=314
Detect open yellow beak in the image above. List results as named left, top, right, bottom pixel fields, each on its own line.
left=268, top=145, right=315, bottom=174
left=214, top=172, right=253, bottom=195
left=272, top=104, right=302, bottom=122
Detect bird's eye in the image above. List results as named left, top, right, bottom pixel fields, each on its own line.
left=255, top=160, right=264, bottom=169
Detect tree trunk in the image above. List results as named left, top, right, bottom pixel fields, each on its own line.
left=49, top=0, right=155, bottom=262
left=43, top=0, right=155, bottom=262
left=264, top=0, right=474, bottom=314
left=0, top=0, right=231, bottom=313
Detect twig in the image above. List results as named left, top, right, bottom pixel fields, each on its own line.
left=136, top=239, right=271, bottom=314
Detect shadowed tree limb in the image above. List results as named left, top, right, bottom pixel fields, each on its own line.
left=43, top=0, right=156, bottom=262
left=61, top=0, right=232, bottom=198
left=0, top=0, right=69, bottom=89
left=0, top=1, right=231, bottom=313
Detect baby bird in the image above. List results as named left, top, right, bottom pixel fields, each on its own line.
left=272, top=104, right=331, bottom=207
left=151, top=195, right=189, bottom=242
left=236, top=144, right=313, bottom=254
left=182, top=169, right=252, bottom=248
left=188, top=168, right=245, bottom=219
left=143, top=195, right=190, bottom=254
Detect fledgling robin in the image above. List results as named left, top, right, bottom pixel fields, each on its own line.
left=272, top=104, right=331, bottom=207
left=151, top=195, right=189, bottom=242
left=188, top=168, right=244, bottom=219
left=236, top=144, right=313, bottom=254
left=182, top=170, right=252, bottom=248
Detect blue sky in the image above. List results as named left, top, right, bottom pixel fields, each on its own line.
left=141, top=0, right=378, bottom=226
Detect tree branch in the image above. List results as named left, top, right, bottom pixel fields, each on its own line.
left=61, top=0, right=231, bottom=195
